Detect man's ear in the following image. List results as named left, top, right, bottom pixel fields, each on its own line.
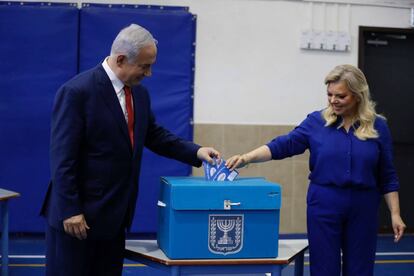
left=116, top=55, right=127, bottom=66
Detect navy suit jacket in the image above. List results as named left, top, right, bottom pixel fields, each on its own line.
left=41, top=65, right=201, bottom=239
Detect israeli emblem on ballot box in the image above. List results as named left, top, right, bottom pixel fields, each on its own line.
left=208, top=214, right=244, bottom=255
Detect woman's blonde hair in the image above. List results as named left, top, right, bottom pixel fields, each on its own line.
left=322, top=64, right=382, bottom=140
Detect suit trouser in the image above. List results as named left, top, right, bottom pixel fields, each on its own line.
left=46, top=224, right=125, bottom=276
left=307, top=184, right=380, bottom=276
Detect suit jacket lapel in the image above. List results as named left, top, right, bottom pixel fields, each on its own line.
left=95, top=66, right=132, bottom=153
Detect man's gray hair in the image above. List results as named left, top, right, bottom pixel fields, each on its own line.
left=110, top=24, right=157, bottom=63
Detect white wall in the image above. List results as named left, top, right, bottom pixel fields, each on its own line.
left=188, top=0, right=411, bottom=125
left=19, top=0, right=413, bottom=124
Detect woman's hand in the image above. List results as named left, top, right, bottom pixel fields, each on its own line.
left=225, top=154, right=250, bottom=170
left=225, top=146, right=272, bottom=170
left=384, top=191, right=406, bottom=243
left=391, top=214, right=406, bottom=242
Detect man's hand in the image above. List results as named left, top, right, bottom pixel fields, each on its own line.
left=63, top=214, right=90, bottom=240
left=197, top=147, right=221, bottom=165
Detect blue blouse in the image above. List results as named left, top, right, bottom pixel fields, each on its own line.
left=266, top=111, right=399, bottom=194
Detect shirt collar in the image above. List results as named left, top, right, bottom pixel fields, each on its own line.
left=333, top=116, right=359, bottom=132
left=102, top=57, right=125, bottom=95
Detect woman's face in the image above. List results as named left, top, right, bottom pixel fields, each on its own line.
left=327, top=81, right=359, bottom=118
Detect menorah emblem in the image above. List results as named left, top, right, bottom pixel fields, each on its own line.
left=208, top=214, right=244, bottom=255
left=217, top=219, right=235, bottom=245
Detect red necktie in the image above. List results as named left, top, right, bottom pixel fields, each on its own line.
left=124, top=86, right=134, bottom=147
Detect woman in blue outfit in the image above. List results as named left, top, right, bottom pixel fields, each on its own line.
left=226, top=64, right=406, bottom=276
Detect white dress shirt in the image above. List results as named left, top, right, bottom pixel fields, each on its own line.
left=102, top=58, right=133, bottom=123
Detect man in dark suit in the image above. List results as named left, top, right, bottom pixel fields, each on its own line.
left=41, top=23, right=220, bottom=276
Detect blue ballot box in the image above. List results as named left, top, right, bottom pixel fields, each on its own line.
left=157, top=177, right=282, bottom=259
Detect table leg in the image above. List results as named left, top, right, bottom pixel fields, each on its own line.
left=171, top=265, right=181, bottom=276
left=270, top=265, right=282, bottom=276
left=1, top=201, right=9, bottom=276
left=294, top=251, right=305, bottom=276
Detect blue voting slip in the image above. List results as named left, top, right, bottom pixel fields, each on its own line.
left=203, top=159, right=238, bottom=181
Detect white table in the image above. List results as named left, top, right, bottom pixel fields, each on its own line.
left=0, top=188, right=20, bottom=276
left=125, top=239, right=308, bottom=276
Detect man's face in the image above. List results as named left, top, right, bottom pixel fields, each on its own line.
left=119, top=43, right=157, bottom=87
left=327, top=81, right=359, bottom=118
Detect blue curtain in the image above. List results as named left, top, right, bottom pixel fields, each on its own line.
left=0, top=2, right=196, bottom=233
left=0, top=2, right=79, bottom=232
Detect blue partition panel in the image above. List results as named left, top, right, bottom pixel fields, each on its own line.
left=0, top=2, right=79, bottom=232
left=80, top=4, right=196, bottom=233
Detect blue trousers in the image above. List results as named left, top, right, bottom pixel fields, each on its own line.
left=307, top=184, right=380, bottom=276
left=46, top=224, right=125, bottom=276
